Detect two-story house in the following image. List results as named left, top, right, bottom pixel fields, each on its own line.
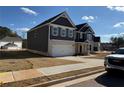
left=27, top=11, right=76, bottom=57
left=75, top=23, right=100, bottom=55
left=27, top=11, right=100, bottom=57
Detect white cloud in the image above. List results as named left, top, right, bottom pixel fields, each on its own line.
left=10, top=24, right=14, bottom=26
left=107, top=6, right=124, bottom=13
left=20, top=7, right=38, bottom=16
left=16, top=27, right=30, bottom=32
left=81, top=16, right=97, bottom=22
left=113, top=22, right=124, bottom=28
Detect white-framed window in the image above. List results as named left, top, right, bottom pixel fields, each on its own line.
left=60, top=29, right=66, bottom=37
left=51, top=26, right=59, bottom=36
left=80, top=33, right=83, bottom=39
left=68, top=29, right=73, bottom=38
left=87, top=33, right=92, bottom=40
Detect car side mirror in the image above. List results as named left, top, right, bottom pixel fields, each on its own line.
left=111, top=51, right=115, bottom=54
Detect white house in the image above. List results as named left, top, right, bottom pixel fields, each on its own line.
left=0, top=36, right=22, bottom=50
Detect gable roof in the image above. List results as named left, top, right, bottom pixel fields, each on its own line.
left=76, top=23, right=88, bottom=31
left=76, top=23, right=95, bottom=34
left=0, top=36, right=22, bottom=42
left=29, top=11, right=76, bottom=31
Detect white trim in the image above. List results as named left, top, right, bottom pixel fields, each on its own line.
left=78, top=23, right=95, bottom=34
left=80, top=32, right=83, bottom=39
left=50, top=24, right=75, bottom=30
left=29, top=11, right=76, bottom=32
left=50, top=24, right=75, bottom=39
left=68, top=29, right=74, bottom=38
left=60, top=28, right=66, bottom=37
left=29, top=23, right=49, bottom=32
left=51, top=26, right=59, bottom=36
left=78, top=23, right=88, bottom=31
left=49, top=39, right=75, bottom=45
left=50, top=11, right=76, bottom=28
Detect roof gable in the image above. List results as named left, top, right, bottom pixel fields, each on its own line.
left=51, top=12, right=76, bottom=28
left=30, top=11, right=76, bottom=31
left=52, top=16, right=74, bottom=27
left=76, top=23, right=95, bottom=34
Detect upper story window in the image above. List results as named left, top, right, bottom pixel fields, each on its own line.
left=80, top=33, right=83, bottom=39
left=51, top=26, right=59, bottom=36
left=68, top=29, right=73, bottom=38
left=60, top=28, right=66, bottom=37
left=87, top=33, right=92, bottom=41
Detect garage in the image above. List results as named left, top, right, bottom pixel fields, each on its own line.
left=51, top=44, right=75, bottom=57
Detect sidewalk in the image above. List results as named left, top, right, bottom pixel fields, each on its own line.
left=0, top=57, right=104, bottom=84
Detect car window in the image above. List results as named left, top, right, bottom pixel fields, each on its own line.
left=115, top=49, right=124, bottom=54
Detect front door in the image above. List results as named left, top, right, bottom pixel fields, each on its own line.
left=80, top=45, right=82, bottom=54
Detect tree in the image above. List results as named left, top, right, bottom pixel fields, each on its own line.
left=110, top=35, right=124, bottom=48
left=0, top=26, right=19, bottom=39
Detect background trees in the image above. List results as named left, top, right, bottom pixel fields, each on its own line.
left=0, top=26, right=19, bottom=39
left=110, top=35, right=124, bottom=48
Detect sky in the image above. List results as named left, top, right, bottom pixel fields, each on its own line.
left=0, top=6, right=124, bottom=42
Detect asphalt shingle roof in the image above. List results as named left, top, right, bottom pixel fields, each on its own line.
left=76, top=23, right=87, bottom=31
left=30, top=12, right=64, bottom=31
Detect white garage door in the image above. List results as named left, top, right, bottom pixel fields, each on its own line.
left=51, top=44, right=75, bottom=57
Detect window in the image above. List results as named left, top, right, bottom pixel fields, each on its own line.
left=87, top=34, right=92, bottom=40
left=61, top=29, right=66, bottom=37
left=80, top=33, right=83, bottom=39
left=51, top=26, right=59, bottom=36
left=68, top=29, right=73, bottom=38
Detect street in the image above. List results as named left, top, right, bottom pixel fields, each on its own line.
left=50, top=71, right=124, bottom=87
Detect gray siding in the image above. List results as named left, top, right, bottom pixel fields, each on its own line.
left=27, top=25, right=49, bottom=53
left=52, top=17, right=74, bottom=28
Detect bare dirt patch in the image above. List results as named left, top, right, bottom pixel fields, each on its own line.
left=27, top=58, right=81, bottom=68
left=85, top=52, right=110, bottom=59
left=0, top=50, right=81, bottom=72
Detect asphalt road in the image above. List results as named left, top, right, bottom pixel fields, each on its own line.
left=69, top=71, right=124, bottom=87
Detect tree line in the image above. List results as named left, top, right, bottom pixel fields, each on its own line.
left=110, top=35, right=124, bottom=48
left=0, top=26, right=20, bottom=39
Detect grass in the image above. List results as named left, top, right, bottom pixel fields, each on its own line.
left=0, top=50, right=81, bottom=72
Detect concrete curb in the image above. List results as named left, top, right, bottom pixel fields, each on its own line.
left=29, top=68, right=105, bottom=87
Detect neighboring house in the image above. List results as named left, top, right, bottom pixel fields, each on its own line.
left=100, top=43, right=116, bottom=51
left=27, top=11, right=100, bottom=57
left=0, top=36, right=22, bottom=50
left=75, top=23, right=100, bottom=55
